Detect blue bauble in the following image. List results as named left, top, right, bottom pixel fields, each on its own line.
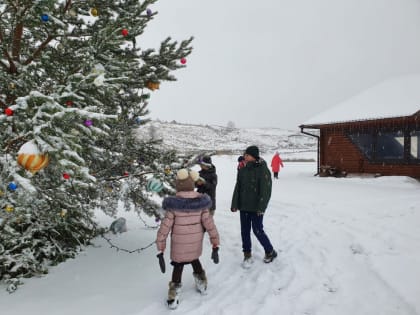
left=8, top=182, right=18, bottom=191
left=146, top=178, right=163, bottom=193
left=41, top=14, right=49, bottom=22
left=135, top=117, right=142, bottom=124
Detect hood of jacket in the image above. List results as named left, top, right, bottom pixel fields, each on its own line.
left=162, top=191, right=212, bottom=212
left=245, top=157, right=267, bottom=169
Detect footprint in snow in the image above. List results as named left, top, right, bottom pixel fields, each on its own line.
left=350, top=243, right=365, bottom=255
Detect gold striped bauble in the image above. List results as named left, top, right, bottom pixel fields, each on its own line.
left=17, top=153, right=49, bottom=174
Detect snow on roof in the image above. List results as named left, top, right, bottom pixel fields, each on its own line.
left=302, top=74, right=420, bottom=126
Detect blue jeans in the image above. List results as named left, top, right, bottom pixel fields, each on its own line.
left=240, top=211, right=274, bottom=254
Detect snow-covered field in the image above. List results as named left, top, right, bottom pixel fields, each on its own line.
left=1, top=155, right=419, bottom=315
left=136, top=121, right=317, bottom=160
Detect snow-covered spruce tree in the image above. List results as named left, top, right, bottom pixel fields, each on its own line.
left=0, top=0, right=192, bottom=292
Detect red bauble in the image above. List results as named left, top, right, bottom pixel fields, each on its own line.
left=121, top=29, right=129, bottom=37
left=123, top=171, right=129, bottom=176
left=180, top=58, right=187, bottom=64
left=63, top=173, right=70, bottom=180
left=66, top=100, right=73, bottom=106
left=5, top=108, right=14, bottom=116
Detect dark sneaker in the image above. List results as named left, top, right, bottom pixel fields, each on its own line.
left=263, top=250, right=278, bottom=263
left=244, top=251, right=252, bottom=259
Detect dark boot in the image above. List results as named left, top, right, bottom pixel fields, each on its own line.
left=193, top=270, right=207, bottom=295
left=167, top=281, right=182, bottom=309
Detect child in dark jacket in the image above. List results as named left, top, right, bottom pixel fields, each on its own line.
left=196, top=155, right=218, bottom=215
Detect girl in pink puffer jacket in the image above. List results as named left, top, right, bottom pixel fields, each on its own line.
left=156, top=169, right=220, bottom=309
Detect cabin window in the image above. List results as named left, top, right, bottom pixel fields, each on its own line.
left=376, top=131, right=404, bottom=159
left=411, top=130, right=420, bottom=159
left=347, top=129, right=420, bottom=163
left=347, top=133, right=374, bottom=159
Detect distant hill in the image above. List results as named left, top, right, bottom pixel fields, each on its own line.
left=135, top=120, right=317, bottom=161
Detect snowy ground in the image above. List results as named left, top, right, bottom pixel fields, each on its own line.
left=1, top=155, right=420, bottom=315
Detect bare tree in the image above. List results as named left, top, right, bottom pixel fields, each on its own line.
left=227, top=121, right=236, bottom=130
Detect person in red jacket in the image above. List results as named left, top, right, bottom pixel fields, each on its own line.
left=271, top=151, right=284, bottom=179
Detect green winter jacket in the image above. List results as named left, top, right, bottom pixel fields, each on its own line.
left=231, top=158, right=272, bottom=213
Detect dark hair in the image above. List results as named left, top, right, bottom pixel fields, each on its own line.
left=202, top=155, right=212, bottom=164
left=237, top=156, right=245, bottom=162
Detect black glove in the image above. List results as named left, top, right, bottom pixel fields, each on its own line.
left=157, top=252, right=166, bottom=273
left=211, top=247, right=219, bottom=264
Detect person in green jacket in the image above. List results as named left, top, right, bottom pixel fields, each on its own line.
left=231, top=145, right=277, bottom=268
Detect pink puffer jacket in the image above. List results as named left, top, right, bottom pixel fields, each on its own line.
left=156, top=191, right=220, bottom=263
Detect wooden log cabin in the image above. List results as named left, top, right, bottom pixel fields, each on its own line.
left=299, top=75, right=420, bottom=178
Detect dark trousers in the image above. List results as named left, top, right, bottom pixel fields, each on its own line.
left=171, top=259, right=204, bottom=283
left=240, top=211, right=274, bottom=254
left=273, top=172, right=279, bottom=179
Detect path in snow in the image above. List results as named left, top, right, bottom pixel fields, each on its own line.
left=1, top=156, right=419, bottom=315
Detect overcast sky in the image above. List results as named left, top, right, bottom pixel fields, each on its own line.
left=140, top=0, right=420, bottom=130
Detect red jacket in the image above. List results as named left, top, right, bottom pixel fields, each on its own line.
left=271, top=153, right=284, bottom=172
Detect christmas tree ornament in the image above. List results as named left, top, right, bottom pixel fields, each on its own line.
left=146, top=81, right=160, bottom=91
left=91, top=64, right=105, bottom=86
left=8, top=82, right=16, bottom=89
left=17, top=141, right=50, bottom=174
left=164, top=166, right=172, bottom=175
left=180, top=58, right=187, bottom=64
left=92, top=63, right=105, bottom=74
left=8, top=182, right=18, bottom=191
left=66, top=100, right=73, bottom=107
left=5, top=205, right=14, bottom=213
left=17, top=153, right=49, bottom=174
left=41, top=14, right=49, bottom=22
left=121, top=29, right=129, bottom=37
left=70, top=128, right=80, bottom=136
left=84, top=119, right=93, bottom=127
left=90, top=8, right=99, bottom=16
left=60, top=209, right=68, bottom=217
left=5, top=108, right=14, bottom=116
left=93, top=74, right=105, bottom=86
left=146, top=8, right=152, bottom=16
left=135, top=117, right=142, bottom=124
left=123, top=171, right=129, bottom=176
left=63, top=173, right=70, bottom=180
left=155, top=217, right=160, bottom=223
left=146, top=178, right=164, bottom=193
